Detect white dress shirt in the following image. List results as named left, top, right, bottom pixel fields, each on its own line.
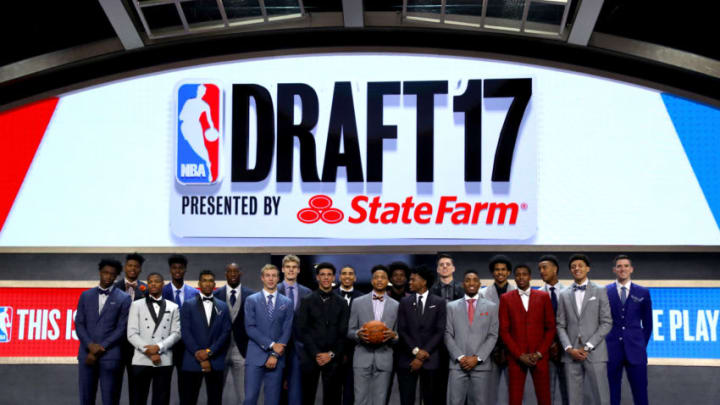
left=372, top=292, right=386, bottom=321
left=201, top=294, right=214, bottom=326
left=616, top=280, right=632, bottom=300
left=228, top=285, right=241, bottom=308
left=518, top=287, right=531, bottom=311
left=574, top=279, right=589, bottom=313
left=98, top=286, right=112, bottom=314
left=339, top=287, right=354, bottom=305
left=416, top=290, right=429, bottom=314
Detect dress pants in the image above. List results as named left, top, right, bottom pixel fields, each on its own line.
left=244, top=363, right=284, bottom=405
left=507, top=359, right=551, bottom=405
left=396, top=367, right=439, bottom=405
left=79, top=360, right=124, bottom=405
left=548, top=359, right=569, bottom=405
left=301, top=362, right=342, bottom=405
left=565, top=361, right=610, bottom=405
left=131, top=365, right=173, bottom=405
left=339, top=356, right=355, bottom=405
left=179, top=370, right=224, bottom=405
left=447, top=369, right=491, bottom=405
left=281, top=348, right=302, bottom=405
left=354, top=364, right=392, bottom=405
left=122, top=341, right=139, bottom=405
left=172, top=343, right=186, bottom=400
left=607, top=348, right=649, bottom=405
left=488, top=361, right=508, bottom=405
left=223, top=345, right=246, bottom=403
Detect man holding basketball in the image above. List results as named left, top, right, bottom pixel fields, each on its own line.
left=347, top=265, right=399, bottom=405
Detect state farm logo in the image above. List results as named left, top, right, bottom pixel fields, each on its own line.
left=297, top=195, right=344, bottom=224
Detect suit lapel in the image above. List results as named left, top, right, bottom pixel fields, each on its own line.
left=608, top=283, right=621, bottom=312
left=569, top=288, right=581, bottom=319
left=579, top=283, right=593, bottom=318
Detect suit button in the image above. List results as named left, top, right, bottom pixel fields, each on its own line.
left=619, top=337, right=623, bottom=341
left=622, top=326, right=625, bottom=330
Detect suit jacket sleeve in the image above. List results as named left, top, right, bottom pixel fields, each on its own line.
left=296, top=297, right=318, bottom=357
left=499, top=295, right=522, bottom=358
left=423, top=298, right=446, bottom=354
left=347, top=298, right=361, bottom=342
left=75, top=293, right=91, bottom=348
left=181, top=302, right=201, bottom=355
left=477, top=305, right=499, bottom=362
left=100, top=294, right=131, bottom=349
left=642, top=289, right=653, bottom=345
left=556, top=293, right=571, bottom=349
left=587, top=288, right=613, bottom=348
left=126, top=302, right=147, bottom=351
left=161, top=306, right=181, bottom=353
left=398, top=300, right=417, bottom=354
left=209, top=306, right=232, bottom=356
left=245, top=296, right=272, bottom=351
left=540, top=294, right=557, bottom=356
left=278, top=301, right=294, bottom=345
left=444, top=305, right=463, bottom=361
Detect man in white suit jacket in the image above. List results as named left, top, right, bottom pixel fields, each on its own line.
left=127, top=273, right=181, bottom=405
left=445, top=269, right=499, bottom=405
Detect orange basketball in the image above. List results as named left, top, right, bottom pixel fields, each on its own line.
left=363, top=320, right=388, bottom=344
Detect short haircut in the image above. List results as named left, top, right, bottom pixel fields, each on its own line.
left=282, top=254, right=300, bottom=266
left=261, top=264, right=279, bottom=276
left=389, top=261, right=410, bottom=278
left=98, top=258, right=122, bottom=274
left=613, top=254, right=632, bottom=266
left=340, top=265, right=355, bottom=274
left=315, top=262, right=336, bottom=275
left=199, top=269, right=215, bottom=281
left=537, top=254, right=559, bottom=270
left=126, top=252, right=145, bottom=265
left=371, top=264, right=390, bottom=277
left=463, top=268, right=480, bottom=278
left=568, top=254, right=591, bottom=268
left=514, top=264, right=532, bottom=275
left=168, top=254, right=188, bottom=267
left=146, top=272, right=164, bottom=282
left=488, top=254, right=512, bottom=273
left=437, top=253, right=454, bottom=265
left=411, top=265, right=436, bottom=286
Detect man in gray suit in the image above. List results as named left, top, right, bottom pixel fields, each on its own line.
left=127, top=272, right=181, bottom=405
left=347, top=265, right=399, bottom=405
left=482, top=255, right=516, bottom=405
left=538, top=255, right=569, bottom=405
left=445, top=269, right=499, bottom=405
left=556, top=254, right=612, bottom=405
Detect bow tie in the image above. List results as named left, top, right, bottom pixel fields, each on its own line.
left=148, top=296, right=162, bottom=303
left=202, top=296, right=214, bottom=302
left=573, top=284, right=587, bottom=291
left=126, top=281, right=137, bottom=288
left=97, top=288, right=110, bottom=295
left=519, top=290, right=531, bottom=297
left=373, top=295, right=384, bottom=302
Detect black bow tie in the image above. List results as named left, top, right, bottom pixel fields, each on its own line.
left=373, top=295, right=384, bottom=301
left=573, top=284, right=587, bottom=291
left=202, top=296, right=214, bottom=302
left=97, top=288, right=110, bottom=295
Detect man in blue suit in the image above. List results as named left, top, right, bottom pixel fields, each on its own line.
left=179, top=269, right=232, bottom=405
left=606, top=255, right=653, bottom=405
left=277, top=254, right=311, bottom=405
left=214, top=262, right=255, bottom=403
left=75, top=258, right=132, bottom=405
left=161, top=254, right=199, bottom=397
left=244, top=264, right=294, bottom=405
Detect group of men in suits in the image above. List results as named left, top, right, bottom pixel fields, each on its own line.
left=76, top=252, right=653, bottom=405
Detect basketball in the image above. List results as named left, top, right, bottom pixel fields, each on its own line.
left=204, top=128, right=219, bottom=141
left=362, top=320, right=389, bottom=344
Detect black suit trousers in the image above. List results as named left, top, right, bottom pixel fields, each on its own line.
left=300, top=361, right=342, bottom=405
left=132, top=365, right=172, bottom=405
left=179, top=370, right=224, bottom=405
left=397, top=367, right=440, bottom=405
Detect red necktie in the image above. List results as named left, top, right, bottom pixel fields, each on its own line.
left=468, top=298, right=476, bottom=325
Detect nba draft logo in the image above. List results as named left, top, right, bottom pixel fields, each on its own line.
left=0, top=307, right=12, bottom=343
left=176, top=83, right=223, bottom=184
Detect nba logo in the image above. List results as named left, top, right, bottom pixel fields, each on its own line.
left=0, top=307, right=12, bottom=343
left=176, top=83, right=223, bottom=184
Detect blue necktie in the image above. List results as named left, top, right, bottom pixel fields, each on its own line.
left=620, top=286, right=627, bottom=306
left=288, top=286, right=295, bottom=309
left=175, top=289, right=182, bottom=308
left=550, top=286, right=558, bottom=314
left=230, top=290, right=237, bottom=307
left=267, top=294, right=274, bottom=321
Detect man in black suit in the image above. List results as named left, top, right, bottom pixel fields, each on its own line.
left=397, top=265, right=447, bottom=405
left=114, top=252, right=148, bottom=405
left=335, top=265, right=364, bottom=405
left=213, top=262, right=255, bottom=404
left=297, top=262, right=350, bottom=405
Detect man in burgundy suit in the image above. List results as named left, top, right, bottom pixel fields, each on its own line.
left=499, top=264, right=556, bottom=405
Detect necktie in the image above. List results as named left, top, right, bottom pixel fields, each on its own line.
left=621, top=286, right=627, bottom=305
left=573, top=284, right=587, bottom=291
left=175, top=289, right=182, bottom=308
left=97, top=288, right=110, bottom=295
left=288, top=286, right=295, bottom=309
left=467, top=299, right=476, bottom=325
left=550, top=286, right=558, bottom=314
left=230, top=290, right=237, bottom=307
left=126, top=281, right=137, bottom=300
left=267, top=294, right=274, bottom=321
left=417, top=295, right=424, bottom=316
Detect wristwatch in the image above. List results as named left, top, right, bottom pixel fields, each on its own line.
left=412, top=347, right=420, bottom=356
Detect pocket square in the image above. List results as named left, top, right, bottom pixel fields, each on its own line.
left=630, top=295, right=644, bottom=302
left=588, top=296, right=597, bottom=301
left=429, top=305, right=437, bottom=309
left=279, top=305, right=287, bottom=310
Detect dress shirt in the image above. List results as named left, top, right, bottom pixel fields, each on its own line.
left=573, top=279, right=589, bottom=313
left=616, top=280, right=632, bottom=300
left=494, top=282, right=509, bottom=298
left=228, top=284, right=241, bottom=307
left=439, top=281, right=456, bottom=301
left=339, top=287, right=354, bottom=305
left=283, top=281, right=299, bottom=309
left=372, top=291, right=386, bottom=321
left=125, top=279, right=138, bottom=300
left=148, top=296, right=165, bottom=352
left=518, top=287, right=531, bottom=311
left=457, top=295, right=482, bottom=363
left=262, top=289, right=278, bottom=348
left=201, top=294, right=214, bottom=326
left=416, top=290, right=429, bottom=314
left=98, top=286, right=113, bottom=314
left=173, top=282, right=187, bottom=306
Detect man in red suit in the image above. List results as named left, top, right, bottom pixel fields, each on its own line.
left=499, top=264, right=556, bottom=405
